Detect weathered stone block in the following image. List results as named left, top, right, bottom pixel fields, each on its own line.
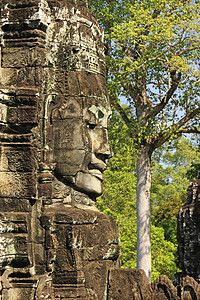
left=53, top=248, right=77, bottom=275
left=52, top=225, right=71, bottom=249
left=0, top=67, right=43, bottom=88
left=0, top=146, right=35, bottom=172
left=53, top=150, right=85, bottom=166
left=55, top=164, right=83, bottom=177
left=52, top=119, right=84, bottom=150
left=0, top=213, right=27, bottom=233
left=6, top=107, right=18, bottom=123
left=108, top=268, right=152, bottom=300
left=38, top=182, right=53, bottom=198
left=0, top=212, right=27, bottom=223
left=16, top=95, right=38, bottom=106
left=1, top=6, right=39, bottom=22
left=18, top=106, right=38, bottom=123
left=76, top=72, right=108, bottom=98
left=177, top=179, right=200, bottom=281
left=2, top=47, right=48, bottom=68
left=43, top=68, right=66, bottom=95
left=33, top=243, right=46, bottom=274
left=0, top=103, right=7, bottom=123
left=2, top=287, right=35, bottom=300
left=180, top=276, right=200, bottom=299
left=151, top=275, right=179, bottom=300
left=51, top=96, right=83, bottom=119
left=1, top=0, right=40, bottom=6
left=0, top=172, right=36, bottom=198
left=16, top=67, right=43, bottom=87
left=69, top=223, right=120, bottom=261
left=0, top=0, right=124, bottom=298
left=0, top=198, right=30, bottom=212
left=67, top=71, right=82, bottom=96
left=10, top=235, right=28, bottom=255
left=83, top=260, right=114, bottom=300
left=0, top=233, right=29, bottom=270
left=0, top=68, right=17, bottom=87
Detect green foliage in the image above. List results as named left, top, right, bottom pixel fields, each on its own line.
left=99, top=169, right=179, bottom=281
left=186, top=138, right=200, bottom=180
left=151, top=225, right=179, bottom=281
left=97, top=110, right=194, bottom=281
left=107, top=106, right=137, bottom=172
left=186, top=162, right=200, bottom=180
left=98, top=168, right=137, bottom=214
left=91, top=0, right=200, bottom=280
left=101, top=203, right=138, bottom=270
left=89, top=0, right=200, bottom=146
left=151, top=137, right=200, bottom=245
left=97, top=107, right=137, bottom=213
left=151, top=137, right=200, bottom=206
left=151, top=197, right=184, bottom=244
left=97, top=107, right=138, bottom=268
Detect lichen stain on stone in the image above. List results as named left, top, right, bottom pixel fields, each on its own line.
left=30, top=0, right=51, bottom=25
left=0, top=221, right=16, bottom=265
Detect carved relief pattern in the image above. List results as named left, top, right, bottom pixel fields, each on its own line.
left=0, top=1, right=119, bottom=299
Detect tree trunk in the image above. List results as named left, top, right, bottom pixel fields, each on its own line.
left=136, top=146, right=151, bottom=282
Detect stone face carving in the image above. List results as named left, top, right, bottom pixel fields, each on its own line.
left=0, top=0, right=111, bottom=208
left=47, top=89, right=112, bottom=198
left=43, top=5, right=112, bottom=202
left=0, top=0, right=119, bottom=298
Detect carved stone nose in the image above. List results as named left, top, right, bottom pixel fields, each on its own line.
left=95, top=143, right=113, bottom=160
left=103, top=147, right=113, bottom=159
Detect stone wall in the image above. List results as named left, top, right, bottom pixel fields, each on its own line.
left=0, top=0, right=120, bottom=298
left=108, top=269, right=200, bottom=300
left=176, top=174, right=200, bottom=284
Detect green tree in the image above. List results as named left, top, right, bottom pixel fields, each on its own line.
left=98, top=107, right=137, bottom=214
left=152, top=197, right=184, bottom=245
left=98, top=108, right=184, bottom=281
left=151, top=136, right=200, bottom=206
left=89, top=0, right=200, bottom=280
left=97, top=107, right=138, bottom=271
left=151, top=225, right=178, bottom=281
left=151, top=137, right=200, bottom=245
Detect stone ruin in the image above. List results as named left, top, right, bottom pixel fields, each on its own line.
left=176, top=166, right=200, bottom=284
left=0, top=0, right=199, bottom=299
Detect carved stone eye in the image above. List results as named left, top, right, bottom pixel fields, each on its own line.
left=86, top=122, right=96, bottom=129
left=98, top=110, right=104, bottom=119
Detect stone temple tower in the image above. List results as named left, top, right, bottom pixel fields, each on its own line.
left=0, top=1, right=120, bottom=298
left=177, top=166, right=200, bottom=283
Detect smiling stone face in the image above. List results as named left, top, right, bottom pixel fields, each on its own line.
left=41, top=3, right=112, bottom=202
left=48, top=94, right=112, bottom=197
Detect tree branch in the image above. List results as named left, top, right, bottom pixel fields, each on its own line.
left=151, top=106, right=200, bottom=151
left=178, top=128, right=200, bottom=134
left=147, top=72, right=181, bottom=120
left=175, top=107, right=200, bottom=129
left=178, top=46, right=199, bottom=56
left=110, top=94, right=132, bottom=129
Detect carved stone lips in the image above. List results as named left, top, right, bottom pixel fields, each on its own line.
left=88, top=169, right=104, bottom=181
left=89, top=158, right=107, bottom=181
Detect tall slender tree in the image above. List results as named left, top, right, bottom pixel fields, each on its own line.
left=89, top=0, right=200, bottom=281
